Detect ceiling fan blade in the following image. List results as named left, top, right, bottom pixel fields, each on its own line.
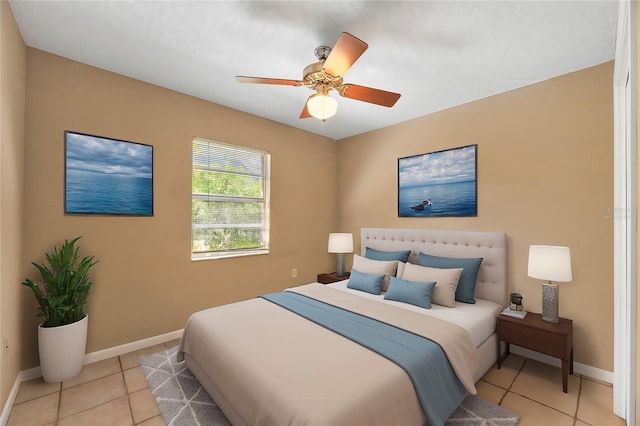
left=323, top=32, right=368, bottom=78
left=340, top=84, right=401, bottom=107
left=236, top=76, right=303, bottom=86
left=300, top=97, right=312, bottom=119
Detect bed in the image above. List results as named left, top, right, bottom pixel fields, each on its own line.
left=178, top=228, right=507, bottom=426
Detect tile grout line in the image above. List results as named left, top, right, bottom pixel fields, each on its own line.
left=573, top=374, right=583, bottom=425
left=55, top=382, right=62, bottom=426
left=57, top=369, right=131, bottom=424
left=501, top=356, right=588, bottom=423
left=573, top=375, right=598, bottom=426
left=497, top=356, right=526, bottom=406
left=572, top=376, right=579, bottom=426
left=505, top=360, right=585, bottom=423
left=119, top=354, right=138, bottom=425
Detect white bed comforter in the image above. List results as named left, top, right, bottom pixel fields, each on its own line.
left=178, top=283, right=481, bottom=426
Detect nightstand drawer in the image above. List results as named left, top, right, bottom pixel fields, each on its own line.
left=317, top=272, right=350, bottom=284
left=500, top=320, right=566, bottom=358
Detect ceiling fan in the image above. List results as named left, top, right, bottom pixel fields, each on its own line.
left=236, top=32, right=401, bottom=122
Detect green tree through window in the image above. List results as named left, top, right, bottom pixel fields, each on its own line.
left=192, top=139, right=270, bottom=259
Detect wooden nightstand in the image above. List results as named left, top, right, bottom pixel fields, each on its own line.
left=317, top=272, right=350, bottom=284
left=497, top=312, right=573, bottom=393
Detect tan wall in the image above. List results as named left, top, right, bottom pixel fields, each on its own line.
left=337, top=62, right=614, bottom=371
left=0, top=0, right=26, bottom=407
left=22, top=48, right=337, bottom=369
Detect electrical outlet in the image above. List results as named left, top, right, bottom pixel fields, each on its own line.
left=2, top=338, right=8, bottom=360
left=292, top=268, right=298, bottom=278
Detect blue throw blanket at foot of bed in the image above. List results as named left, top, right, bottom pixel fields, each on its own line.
left=260, top=291, right=467, bottom=426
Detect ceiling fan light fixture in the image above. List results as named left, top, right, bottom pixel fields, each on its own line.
left=307, top=92, right=337, bottom=122
left=237, top=32, right=400, bottom=122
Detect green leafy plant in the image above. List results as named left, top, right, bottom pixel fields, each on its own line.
left=22, top=237, right=98, bottom=327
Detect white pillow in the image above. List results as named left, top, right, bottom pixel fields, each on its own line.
left=401, top=263, right=463, bottom=308
left=396, top=262, right=406, bottom=278
left=352, top=254, right=398, bottom=291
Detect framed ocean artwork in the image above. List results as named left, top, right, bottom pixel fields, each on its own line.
left=64, top=131, right=154, bottom=216
left=398, top=144, right=477, bottom=217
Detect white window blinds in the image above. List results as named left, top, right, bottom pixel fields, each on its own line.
left=191, top=138, right=270, bottom=259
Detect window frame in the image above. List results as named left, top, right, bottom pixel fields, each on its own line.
left=191, top=138, right=270, bottom=261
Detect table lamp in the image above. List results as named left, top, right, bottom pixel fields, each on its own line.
left=328, top=233, right=353, bottom=277
left=527, top=245, right=572, bottom=323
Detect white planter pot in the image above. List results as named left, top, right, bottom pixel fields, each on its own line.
left=38, top=314, right=88, bottom=383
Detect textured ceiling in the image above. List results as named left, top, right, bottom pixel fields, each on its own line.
left=9, top=0, right=618, bottom=140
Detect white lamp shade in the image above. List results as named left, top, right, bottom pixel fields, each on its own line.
left=307, top=94, right=337, bottom=120
left=328, top=233, right=353, bottom=253
left=527, top=245, right=572, bottom=282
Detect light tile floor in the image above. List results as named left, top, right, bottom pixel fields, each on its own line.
left=479, top=354, right=626, bottom=426
left=6, top=340, right=178, bottom=426
left=7, top=342, right=627, bottom=426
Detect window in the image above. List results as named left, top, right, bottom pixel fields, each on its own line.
left=192, top=138, right=270, bottom=260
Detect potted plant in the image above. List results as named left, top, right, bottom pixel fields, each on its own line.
left=22, top=237, right=98, bottom=383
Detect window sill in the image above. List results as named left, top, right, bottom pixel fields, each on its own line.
left=191, top=249, right=269, bottom=261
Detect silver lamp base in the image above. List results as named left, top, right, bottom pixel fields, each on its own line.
left=335, top=253, right=346, bottom=277
left=542, top=282, right=559, bottom=323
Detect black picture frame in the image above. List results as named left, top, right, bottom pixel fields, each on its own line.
left=398, top=144, right=477, bottom=217
left=64, top=131, right=154, bottom=216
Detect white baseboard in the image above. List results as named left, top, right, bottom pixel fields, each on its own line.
left=1, top=369, right=30, bottom=426
left=0, top=329, right=183, bottom=426
left=83, top=329, right=183, bottom=364
left=510, top=345, right=614, bottom=384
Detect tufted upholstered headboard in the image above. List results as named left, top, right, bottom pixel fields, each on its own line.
left=360, top=228, right=507, bottom=307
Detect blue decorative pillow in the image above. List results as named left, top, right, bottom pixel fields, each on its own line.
left=347, top=269, right=385, bottom=295
left=365, top=247, right=411, bottom=263
left=384, top=276, right=436, bottom=309
left=418, top=253, right=483, bottom=304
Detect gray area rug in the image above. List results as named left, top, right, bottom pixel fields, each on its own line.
left=141, top=346, right=519, bottom=426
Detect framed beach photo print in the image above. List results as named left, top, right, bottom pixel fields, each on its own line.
left=65, top=131, right=154, bottom=216
left=398, top=144, right=477, bottom=217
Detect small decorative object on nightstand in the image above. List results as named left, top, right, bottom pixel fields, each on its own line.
left=497, top=312, right=573, bottom=393
left=510, top=292, right=524, bottom=311
left=501, top=306, right=527, bottom=319
left=317, top=272, right=351, bottom=284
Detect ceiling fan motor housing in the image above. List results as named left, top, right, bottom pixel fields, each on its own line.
left=303, top=61, right=342, bottom=90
